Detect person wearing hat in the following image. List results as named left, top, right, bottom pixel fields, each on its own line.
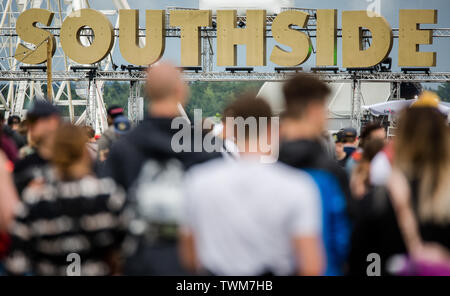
left=333, top=131, right=348, bottom=168
left=113, top=115, right=131, bottom=136
left=13, top=100, right=60, bottom=195
left=341, top=127, right=358, bottom=160
left=100, top=115, right=131, bottom=162
left=97, top=105, right=125, bottom=161
left=346, top=122, right=386, bottom=175
left=7, top=115, right=20, bottom=131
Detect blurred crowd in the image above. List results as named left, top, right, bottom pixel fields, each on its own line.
left=0, top=62, right=449, bottom=276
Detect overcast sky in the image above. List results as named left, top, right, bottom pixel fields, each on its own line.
left=90, top=0, right=450, bottom=73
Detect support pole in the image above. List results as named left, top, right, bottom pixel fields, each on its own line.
left=46, top=37, right=53, bottom=102
left=128, top=80, right=142, bottom=124
left=85, top=70, right=97, bottom=129
left=351, top=78, right=362, bottom=130
left=202, top=29, right=214, bottom=72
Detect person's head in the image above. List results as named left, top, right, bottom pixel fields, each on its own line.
left=51, top=124, right=91, bottom=180
left=361, top=138, right=385, bottom=163
left=223, top=93, right=274, bottom=156
left=350, top=138, right=385, bottom=199
left=394, top=104, right=450, bottom=223
left=106, top=105, right=124, bottom=126
left=145, top=62, right=189, bottom=117
left=113, top=115, right=131, bottom=136
left=342, top=127, right=358, bottom=146
left=333, top=131, right=345, bottom=157
left=359, top=122, right=386, bottom=147
left=18, top=119, right=28, bottom=137
left=7, top=115, right=21, bottom=131
left=26, top=100, right=60, bottom=149
left=281, top=74, right=331, bottom=139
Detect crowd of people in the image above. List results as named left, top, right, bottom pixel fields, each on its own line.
left=0, top=62, right=449, bottom=276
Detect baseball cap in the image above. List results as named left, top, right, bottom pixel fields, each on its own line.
left=107, top=105, right=124, bottom=119
left=7, top=115, right=21, bottom=125
left=114, top=116, right=131, bottom=135
left=333, top=131, right=345, bottom=143
left=342, top=127, right=357, bottom=138
left=26, top=100, right=60, bottom=120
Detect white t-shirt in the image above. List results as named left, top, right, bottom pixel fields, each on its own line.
left=182, top=157, right=321, bottom=276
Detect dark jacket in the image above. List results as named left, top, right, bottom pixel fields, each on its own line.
left=348, top=181, right=450, bottom=276
left=410, top=180, right=450, bottom=249
left=347, top=186, right=406, bottom=276
left=5, top=174, right=127, bottom=276
left=279, top=139, right=351, bottom=275
left=104, top=117, right=220, bottom=275
left=3, top=125, right=26, bottom=149
left=104, top=117, right=220, bottom=191
left=0, top=133, right=18, bottom=163
left=13, top=151, right=48, bottom=196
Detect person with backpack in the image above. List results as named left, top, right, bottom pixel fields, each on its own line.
left=278, top=74, right=351, bottom=276
left=104, top=62, right=219, bottom=275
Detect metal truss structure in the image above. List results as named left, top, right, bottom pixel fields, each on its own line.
left=0, top=0, right=124, bottom=132
left=1, top=3, right=450, bottom=130
left=1, top=70, right=450, bottom=83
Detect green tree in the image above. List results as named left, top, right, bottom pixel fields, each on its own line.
left=102, top=81, right=130, bottom=112
left=437, top=83, right=450, bottom=102
left=2, top=81, right=264, bottom=120
left=185, top=81, right=263, bottom=118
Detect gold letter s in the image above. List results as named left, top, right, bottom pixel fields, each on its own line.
left=15, top=9, right=55, bottom=64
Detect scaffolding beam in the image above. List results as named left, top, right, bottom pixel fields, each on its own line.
left=0, top=70, right=449, bottom=83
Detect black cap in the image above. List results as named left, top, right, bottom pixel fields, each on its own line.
left=342, top=127, right=357, bottom=138
left=333, top=131, right=345, bottom=143
left=7, top=115, right=21, bottom=126
left=107, top=105, right=124, bottom=119
left=26, top=100, right=59, bottom=120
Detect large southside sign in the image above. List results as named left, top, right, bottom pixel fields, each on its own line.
left=14, top=8, right=438, bottom=68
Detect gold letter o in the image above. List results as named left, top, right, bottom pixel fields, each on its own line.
left=61, top=9, right=114, bottom=64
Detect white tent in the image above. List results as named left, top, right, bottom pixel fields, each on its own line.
left=363, top=99, right=450, bottom=117
left=256, top=82, right=286, bottom=115
left=257, top=81, right=392, bottom=130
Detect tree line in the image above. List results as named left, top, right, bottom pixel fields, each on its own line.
left=1, top=82, right=450, bottom=119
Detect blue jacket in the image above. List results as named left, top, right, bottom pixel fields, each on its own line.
left=279, top=140, right=351, bottom=276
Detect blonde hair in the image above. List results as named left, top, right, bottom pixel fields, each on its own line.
left=395, top=107, right=450, bottom=224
